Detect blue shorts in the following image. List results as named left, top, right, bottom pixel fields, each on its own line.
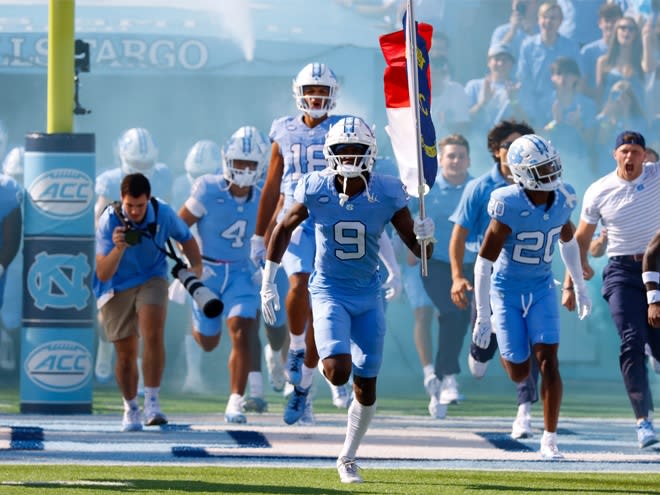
left=310, top=286, right=386, bottom=378
left=491, top=284, right=559, bottom=364
left=281, top=224, right=315, bottom=276
left=402, top=263, right=433, bottom=309
left=192, top=261, right=259, bottom=337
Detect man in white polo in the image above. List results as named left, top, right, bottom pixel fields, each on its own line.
left=571, top=130, right=660, bottom=449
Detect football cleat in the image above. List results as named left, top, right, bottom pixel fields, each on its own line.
left=225, top=394, right=247, bottom=424
left=439, top=375, right=464, bottom=405
left=511, top=413, right=533, bottom=439
left=423, top=373, right=441, bottom=398
left=637, top=419, right=658, bottom=449
left=243, top=397, right=268, bottom=413
left=121, top=407, right=143, bottom=432
left=428, top=395, right=447, bottom=419
left=336, top=457, right=363, bottom=484
left=540, top=432, right=564, bottom=460
left=285, top=349, right=305, bottom=386
left=283, top=385, right=310, bottom=425
left=144, top=396, right=168, bottom=426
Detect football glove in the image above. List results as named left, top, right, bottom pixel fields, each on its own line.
left=413, top=216, right=435, bottom=242
left=472, top=318, right=492, bottom=349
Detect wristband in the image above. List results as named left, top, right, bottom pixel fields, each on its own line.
left=263, top=260, right=280, bottom=284
left=647, top=290, right=660, bottom=304
left=642, top=271, right=660, bottom=285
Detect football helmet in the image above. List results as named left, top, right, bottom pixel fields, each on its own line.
left=2, top=146, right=23, bottom=183
left=222, top=126, right=270, bottom=187
left=292, top=63, right=339, bottom=118
left=507, top=134, right=562, bottom=191
left=185, top=140, right=221, bottom=181
left=118, top=127, right=158, bottom=175
left=323, top=116, right=377, bottom=178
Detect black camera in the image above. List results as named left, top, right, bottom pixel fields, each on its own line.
left=515, top=2, right=527, bottom=15
left=172, top=262, right=223, bottom=318
left=124, top=227, right=143, bottom=246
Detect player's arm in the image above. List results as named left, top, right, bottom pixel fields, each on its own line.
left=569, top=219, right=597, bottom=283
left=0, top=207, right=21, bottom=270
left=265, top=201, right=309, bottom=264
left=390, top=206, right=433, bottom=259
left=472, top=219, right=509, bottom=349
left=255, top=142, right=284, bottom=237
left=260, top=201, right=308, bottom=325
left=589, top=227, right=607, bottom=258
left=178, top=205, right=200, bottom=228
left=643, top=230, right=660, bottom=328
left=559, top=220, right=592, bottom=319
left=449, top=223, right=471, bottom=309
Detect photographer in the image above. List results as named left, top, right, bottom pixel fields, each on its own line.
left=95, top=173, right=202, bottom=432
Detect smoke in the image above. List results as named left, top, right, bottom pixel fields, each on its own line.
left=3, top=0, right=256, bottom=61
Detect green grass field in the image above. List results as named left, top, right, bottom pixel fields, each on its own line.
left=0, top=466, right=658, bottom=494
left=1, top=379, right=656, bottom=494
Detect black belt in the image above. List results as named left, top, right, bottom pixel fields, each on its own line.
left=610, top=254, right=644, bottom=262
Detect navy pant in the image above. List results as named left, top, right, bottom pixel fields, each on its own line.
left=602, top=258, right=660, bottom=419
left=422, top=260, right=471, bottom=378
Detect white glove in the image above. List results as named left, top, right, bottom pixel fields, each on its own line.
left=413, top=216, right=435, bottom=242
left=383, top=271, right=402, bottom=302
left=574, top=283, right=592, bottom=320
left=260, top=281, right=280, bottom=325
left=472, top=318, right=492, bottom=349
left=250, top=235, right=266, bottom=268
left=260, top=260, right=281, bottom=326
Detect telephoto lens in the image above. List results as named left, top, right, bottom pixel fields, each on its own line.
left=172, top=263, right=223, bottom=318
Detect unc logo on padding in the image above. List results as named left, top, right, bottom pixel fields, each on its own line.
left=28, top=168, right=93, bottom=218
left=24, top=340, right=92, bottom=392
left=27, top=252, right=90, bottom=310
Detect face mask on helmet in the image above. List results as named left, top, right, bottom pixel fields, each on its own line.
left=119, top=127, right=158, bottom=175
left=292, top=63, right=339, bottom=119
left=222, top=126, right=270, bottom=187
left=323, top=116, right=377, bottom=178
left=2, top=146, right=24, bottom=184
left=507, top=134, right=562, bottom=191
left=185, top=140, right=221, bottom=181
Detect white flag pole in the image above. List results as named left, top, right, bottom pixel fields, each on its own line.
left=405, top=0, right=429, bottom=276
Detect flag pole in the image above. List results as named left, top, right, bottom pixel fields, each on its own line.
left=405, top=0, right=429, bottom=276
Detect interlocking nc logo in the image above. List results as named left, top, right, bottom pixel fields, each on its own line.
left=28, top=252, right=90, bottom=310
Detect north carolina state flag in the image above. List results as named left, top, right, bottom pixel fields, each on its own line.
left=380, top=20, right=437, bottom=197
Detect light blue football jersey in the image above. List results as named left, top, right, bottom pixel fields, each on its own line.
left=95, top=163, right=173, bottom=202
left=186, top=175, right=260, bottom=265
left=294, top=170, right=408, bottom=293
left=487, top=183, right=576, bottom=293
left=270, top=114, right=347, bottom=221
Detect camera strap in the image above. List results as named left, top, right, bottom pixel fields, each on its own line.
left=110, top=198, right=186, bottom=268
left=112, top=197, right=159, bottom=237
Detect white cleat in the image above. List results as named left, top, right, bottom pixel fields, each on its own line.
left=511, top=413, right=533, bottom=439
left=439, top=375, right=464, bottom=405
left=428, top=395, right=447, bottom=419
left=144, top=396, right=168, bottom=426
left=540, top=432, right=564, bottom=460
left=264, top=344, right=286, bottom=392
left=337, top=457, right=363, bottom=484
left=468, top=353, right=489, bottom=379
left=121, top=407, right=143, bottom=432
left=225, top=393, right=247, bottom=424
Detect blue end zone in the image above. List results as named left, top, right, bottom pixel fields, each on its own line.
left=10, top=426, right=44, bottom=450
left=171, top=430, right=271, bottom=457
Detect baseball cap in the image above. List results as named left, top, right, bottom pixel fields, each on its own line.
left=487, top=43, right=515, bottom=61
left=614, top=130, right=646, bottom=150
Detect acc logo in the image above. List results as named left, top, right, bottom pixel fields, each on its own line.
left=24, top=340, right=92, bottom=392
left=28, top=168, right=93, bottom=219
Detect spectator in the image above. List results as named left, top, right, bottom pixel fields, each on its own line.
left=517, top=1, right=581, bottom=129
left=491, top=0, right=541, bottom=60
